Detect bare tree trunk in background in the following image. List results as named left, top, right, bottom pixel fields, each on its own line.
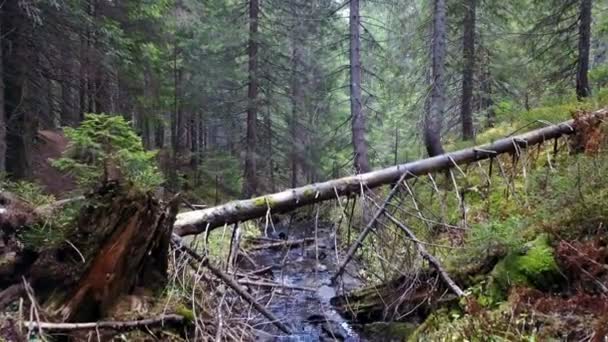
left=290, top=38, right=302, bottom=188
left=4, top=2, right=34, bottom=179
left=350, top=0, right=371, bottom=173
left=0, top=10, right=5, bottom=173
left=480, top=48, right=495, bottom=128
left=79, top=32, right=89, bottom=119
left=424, top=0, right=447, bottom=157
left=576, top=0, right=592, bottom=100
left=460, top=0, right=476, bottom=140
left=244, top=0, right=259, bottom=197
left=61, top=43, right=79, bottom=127
left=265, top=109, right=275, bottom=193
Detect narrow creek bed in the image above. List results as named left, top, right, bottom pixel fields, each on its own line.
left=237, top=220, right=363, bottom=341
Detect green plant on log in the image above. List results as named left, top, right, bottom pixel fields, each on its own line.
left=19, top=202, right=82, bottom=250
left=0, top=178, right=55, bottom=206
left=53, top=113, right=163, bottom=192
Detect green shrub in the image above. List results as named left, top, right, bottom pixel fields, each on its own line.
left=53, top=113, right=163, bottom=192
left=0, top=178, right=55, bottom=206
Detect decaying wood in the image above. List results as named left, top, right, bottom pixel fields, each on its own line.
left=245, top=237, right=315, bottom=251
left=1, top=182, right=179, bottom=325
left=0, top=283, right=24, bottom=310
left=174, top=108, right=608, bottom=236
left=171, top=237, right=292, bottom=334
left=22, top=314, right=185, bottom=332
left=331, top=245, right=507, bottom=322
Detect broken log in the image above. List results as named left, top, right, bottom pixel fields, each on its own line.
left=174, top=108, right=608, bottom=236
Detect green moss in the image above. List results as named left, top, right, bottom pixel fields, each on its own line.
left=251, top=196, right=277, bottom=208
left=487, top=234, right=559, bottom=302
left=252, top=196, right=267, bottom=207
left=175, top=305, right=195, bottom=322
left=302, top=187, right=315, bottom=197
left=362, top=322, right=416, bottom=341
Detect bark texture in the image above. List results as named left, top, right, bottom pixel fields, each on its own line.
left=350, top=0, right=371, bottom=173
left=461, top=0, right=476, bottom=140
left=576, top=0, right=592, bottom=99
left=244, top=0, right=260, bottom=196
left=0, top=11, right=5, bottom=173
left=424, top=0, right=447, bottom=156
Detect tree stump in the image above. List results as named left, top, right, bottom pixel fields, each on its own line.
left=1, top=181, right=178, bottom=324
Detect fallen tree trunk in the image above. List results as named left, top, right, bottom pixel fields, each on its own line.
left=174, top=108, right=608, bottom=236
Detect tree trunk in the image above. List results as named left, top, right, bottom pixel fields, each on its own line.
left=424, top=0, right=447, bottom=157
left=60, top=42, right=79, bottom=127
left=480, top=47, right=495, bottom=128
left=4, top=2, right=33, bottom=179
left=576, top=0, right=592, bottom=100
left=244, top=0, right=260, bottom=197
left=460, top=0, right=476, bottom=140
left=290, top=38, right=303, bottom=188
left=173, top=108, right=608, bottom=236
left=0, top=11, right=5, bottom=174
left=350, top=0, right=371, bottom=173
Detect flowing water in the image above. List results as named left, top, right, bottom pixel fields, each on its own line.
left=239, top=220, right=363, bottom=341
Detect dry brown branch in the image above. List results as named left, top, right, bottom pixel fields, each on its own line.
left=0, top=283, right=25, bottom=310
left=171, top=237, right=292, bottom=334
left=22, top=314, right=185, bottom=332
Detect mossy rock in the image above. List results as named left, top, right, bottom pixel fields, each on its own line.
left=486, top=234, right=560, bottom=302
left=360, top=322, right=417, bottom=341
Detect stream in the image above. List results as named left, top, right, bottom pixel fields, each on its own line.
left=238, top=220, right=363, bottom=341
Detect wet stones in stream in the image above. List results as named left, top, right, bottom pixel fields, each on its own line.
left=239, top=221, right=362, bottom=341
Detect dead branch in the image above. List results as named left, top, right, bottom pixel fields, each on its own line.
left=0, top=283, right=25, bottom=310
left=332, top=171, right=410, bottom=282
left=22, top=314, right=185, bottom=332
left=383, top=212, right=464, bottom=297
left=171, top=237, right=292, bottom=334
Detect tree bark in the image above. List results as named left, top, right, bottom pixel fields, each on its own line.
left=424, top=0, right=447, bottom=157
left=244, top=0, right=260, bottom=197
left=173, top=108, right=608, bottom=236
left=0, top=10, right=5, bottom=173
left=576, top=0, right=592, bottom=100
left=290, top=36, right=303, bottom=188
left=4, top=2, right=34, bottom=179
left=460, top=0, right=476, bottom=140
left=350, top=0, right=371, bottom=173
